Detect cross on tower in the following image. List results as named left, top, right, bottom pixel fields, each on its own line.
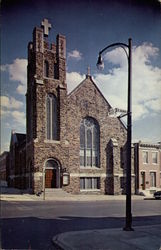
left=41, top=19, right=52, bottom=37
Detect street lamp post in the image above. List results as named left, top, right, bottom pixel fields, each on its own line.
left=97, top=38, right=133, bottom=231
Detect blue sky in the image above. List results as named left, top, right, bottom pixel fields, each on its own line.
left=1, top=0, right=161, bottom=153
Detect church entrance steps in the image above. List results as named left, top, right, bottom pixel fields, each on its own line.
left=43, top=188, right=71, bottom=197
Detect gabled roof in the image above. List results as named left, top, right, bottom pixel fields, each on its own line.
left=68, top=75, right=112, bottom=109
left=67, top=74, right=127, bottom=130
left=10, top=131, right=26, bottom=148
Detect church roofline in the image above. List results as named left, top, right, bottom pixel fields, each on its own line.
left=67, top=75, right=127, bottom=131
left=67, top=75, right=112, bottom=110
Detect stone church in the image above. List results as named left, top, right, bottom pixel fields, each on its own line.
left=25, top=19, right=135, bottom=195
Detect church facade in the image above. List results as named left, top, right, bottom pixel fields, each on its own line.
left=26, top=19, right=135, bottom=195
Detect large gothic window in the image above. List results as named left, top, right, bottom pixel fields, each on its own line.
left=44, top=60, right=49, bottom=77
left=80, top=117, right=100, bottom=167
left=46, top=94, right=58, bottom=140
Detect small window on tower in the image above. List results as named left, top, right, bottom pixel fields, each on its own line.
left=44, top=60, right=49, bottom=77
left=54, top=63, right=59, bottom=79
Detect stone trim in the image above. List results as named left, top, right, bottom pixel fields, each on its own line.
left=70, top=173, right=135, bottom=177
left=70, top=173, right=106, bottom=177
left=35, top=79, right=43, bottom=85
left=34, top=172, right=42, bottom=177
left=80, top=167, right=101, bottom=170
left=80, top=189, right=101, bottom=192
left=44, top=139, right=60, bottom=144
left=110, top=138, right=118, bottom=147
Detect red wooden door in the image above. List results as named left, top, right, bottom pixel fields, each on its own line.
left=45, top=169, right=57, bottom=188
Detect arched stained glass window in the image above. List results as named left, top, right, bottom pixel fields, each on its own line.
left=46, top=94, right=58, bottom=140
left=80, top=117, right=100, bottom=167
left=44, top=60, right=49, bottom=77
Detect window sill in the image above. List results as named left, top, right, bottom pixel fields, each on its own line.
left=80, top=166, right=100, bottom=169
left=44, top=139, right=60, bottom=144
left=44, top=76, right=59, bottom=81
left=80, top=189, right=101, bottom=192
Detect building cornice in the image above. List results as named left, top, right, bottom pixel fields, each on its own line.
left=138, top=142, right=161, bottom=149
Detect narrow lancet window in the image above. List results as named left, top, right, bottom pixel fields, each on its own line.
left=44, top=60, right=49, bottom=77
left=46, top=94, right=58, bottom=140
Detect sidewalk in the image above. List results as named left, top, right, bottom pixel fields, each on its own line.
left=52, top=224, right=161, bottom=250
left=0, top=191, right=145, bottom=202
left=1, top=193, right=144, bottom=202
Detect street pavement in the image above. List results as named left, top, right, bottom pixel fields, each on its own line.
left=1, top=187, right=161, bottom=250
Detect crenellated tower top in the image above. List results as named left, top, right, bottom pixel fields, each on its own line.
left=27, top=19, right=66, bottom=83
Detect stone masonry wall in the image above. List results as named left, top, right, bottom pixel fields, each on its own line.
left=26, top=22, right=135, bottom=195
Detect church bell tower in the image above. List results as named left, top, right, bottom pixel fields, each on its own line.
left=26, top=19, right=68, bottom=193
left=26, top=19, right=67, bottom=143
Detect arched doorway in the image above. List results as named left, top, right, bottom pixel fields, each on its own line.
left=45, top=159, right=62, bottom=188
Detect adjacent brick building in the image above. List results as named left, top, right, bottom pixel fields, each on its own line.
left=0, top=151, right=9, bottom=187
left=25, top=19, right=135, bottom=195
left=134, top=141, right=161, bottom=195
left=9, top=131, right=26, bottom=189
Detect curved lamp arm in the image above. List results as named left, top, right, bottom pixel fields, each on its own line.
left=97, top=39, right=131, bottom=69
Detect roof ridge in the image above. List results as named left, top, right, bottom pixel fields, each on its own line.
left=68, top=75, right=112, bottom=109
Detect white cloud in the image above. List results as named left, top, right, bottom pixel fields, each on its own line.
left=1, top=95, right=25, bottom=128
left=0, top=142, right=10, bottom=154
left=1, top=58, right=27, bottom=95
left=68, top=50, right=82, bottom=60
left=66, top=72, right=85, bottom=93
left=1, top=109, right=26, bottom=127
left=16, top=85, right=26, bottom=95
left=104, top=47, right=128, bottom=68
left=1, top=96, right=23, bottom=109
left=1, top=109, right=11, bottom=117
left=66, top=43, right=161, bottom=122
left=132, top=104, right=149, bottom=120
left=94, top=42, right=161, bottom=121
left=11, top=111, right=26, bottom=126
left=145, top=99, right=161, bottom=112
left=0, top=64, right=9, bottom=71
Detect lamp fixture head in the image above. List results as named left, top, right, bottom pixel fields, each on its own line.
left=96, top=54, right=104, bottom=70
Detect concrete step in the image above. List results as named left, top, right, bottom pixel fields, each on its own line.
left=43, top=188, right=71, bottom=197
left=45, top=188, right=63, bottom=192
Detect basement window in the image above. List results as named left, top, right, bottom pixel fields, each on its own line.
left=80, top=177, right=100, bottom=190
